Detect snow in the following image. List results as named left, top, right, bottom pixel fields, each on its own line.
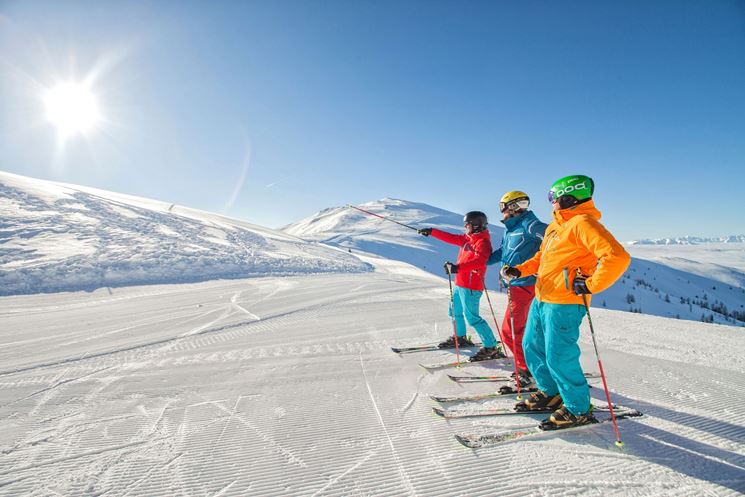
left=1, top=172, right=744, bottom=495
left=1, top=257, right=744, bottom=496
left=0, top=171, right=370, bottom=296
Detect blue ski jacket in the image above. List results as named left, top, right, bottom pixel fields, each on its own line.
left=487, top=210, right=547, bottom=287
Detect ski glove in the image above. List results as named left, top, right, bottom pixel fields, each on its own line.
left=500, top=265, right=521, bottom=282
left=418, top=228, right=432, bottom=236
left=573, top=275, right=592, bottom=295
left=443, top=262, right=458, bottom=274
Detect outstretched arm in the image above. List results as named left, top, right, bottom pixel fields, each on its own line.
left=430, top=228, right=467, bottom=246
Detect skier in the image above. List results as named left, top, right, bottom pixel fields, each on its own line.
left=487, top=191, right=547, bottom=387
left=418, top=211, right=504, bottom=361
left=501, top=175, right=630, bottom=428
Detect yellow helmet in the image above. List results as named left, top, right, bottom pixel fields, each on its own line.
left=499, top=191, right=530, bottom=213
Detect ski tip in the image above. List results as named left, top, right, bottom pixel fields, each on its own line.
left=432, top=407, right=446, bottom=417
left=454, top=435, right=479, bottom=449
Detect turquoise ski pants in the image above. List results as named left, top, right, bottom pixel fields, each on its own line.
left=522, top=299, right=590, bottom=415
left=449, top=285, right=498, bottom=348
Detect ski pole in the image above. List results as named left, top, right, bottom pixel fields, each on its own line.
left=347, top=204, right=419, bottom=231
left=446, top=268, right=461, bottom=366
left=481, top=274, right=522, bottom=399
left=505, top=280, right=524, bottom=400
left=581, top=290, right=624, bottom=448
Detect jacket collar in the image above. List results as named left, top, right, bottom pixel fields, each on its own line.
left=551, top=199, right=602, bottom=225
left=501, top=210, right=536, bottom=230
left=467, top=228, right=490, bottom=240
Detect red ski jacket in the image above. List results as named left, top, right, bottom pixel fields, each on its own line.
left=430, top=228, right=492, bottom=291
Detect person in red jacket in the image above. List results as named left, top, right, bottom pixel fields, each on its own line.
left=418, top=211, right=504, bottom=361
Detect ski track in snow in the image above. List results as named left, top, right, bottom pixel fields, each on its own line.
left=0, top=268, right=744, bottom=496
left=359, top=352, right=417, bottom=496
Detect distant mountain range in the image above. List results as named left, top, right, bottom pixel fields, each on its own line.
left=628, top=235, right=745, bottom=245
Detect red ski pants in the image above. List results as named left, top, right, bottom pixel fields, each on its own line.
left=500, top=285, right=535, bottom=372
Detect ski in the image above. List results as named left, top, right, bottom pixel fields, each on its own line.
left=455, top=409, right=644, bottom=448
left=419, top=357, right=511, bottom=371
left=391, top=345, right=440, bottom=354
left=391, top=345, right=479, bottom=354
left=430, top=387, right=539, bottom=403
left=434, top=403, right=629, bottom=419
left=448, top=372, right=600, bottom=383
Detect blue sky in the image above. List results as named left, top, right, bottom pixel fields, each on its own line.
left=1, top=1, right=744, bottom=240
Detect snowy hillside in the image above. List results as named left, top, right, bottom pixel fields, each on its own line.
left=286, top=200, right=745, bottom=327
left=0, top=171, right=370, bottom=296
left=282, top=198, right=506, bottom=290
left=1, top=256, right=744, bottom=496
left=629, top=235, right=745, bottom=245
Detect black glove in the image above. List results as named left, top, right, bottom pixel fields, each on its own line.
left=500, top=265, right=521, bottom=281
left=444, top=262, right=458, bottom=274
left=573, top=275, right=592, bottom=295
left=417, top=227, right=432, bottom=236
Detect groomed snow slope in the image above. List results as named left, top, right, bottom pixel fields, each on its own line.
left=1, top=256, right=743, bottom=496
left=0, top=171, right=370, bottom=296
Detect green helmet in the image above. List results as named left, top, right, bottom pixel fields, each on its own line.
left=548, top=175, right=594, bottom=207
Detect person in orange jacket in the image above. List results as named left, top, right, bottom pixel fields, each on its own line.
left=418, top=211, right=504, bottom=362
left=501, top=174, right=630, bottom=429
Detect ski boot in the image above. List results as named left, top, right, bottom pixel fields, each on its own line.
left=514, top=390, right=563, bottom=412
left=437, top=335, right=475, bottom=349
left=540, top=405, right=598, bottom=430
left=512, top=369, right=535, bottom=388
left=499, top=370, right=535, bottom=394
left=469, top=345, right=506, bottom=362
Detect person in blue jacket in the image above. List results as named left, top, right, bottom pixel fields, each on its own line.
left=487, top=191, right=547, bottom=384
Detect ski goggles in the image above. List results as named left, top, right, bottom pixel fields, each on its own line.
left=500, top=198, right=529, bottom=213
left=548, top=191, right=579, bottom=209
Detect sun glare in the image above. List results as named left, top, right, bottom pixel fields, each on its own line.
left=43, top=81, right=101, bottom=138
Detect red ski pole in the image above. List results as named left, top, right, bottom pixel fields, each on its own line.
left=504, top=280, right=524, bottom=399
left=481, top=274, right=522, bottom=399
left=581, top=291, right=624, bottom=448
left=347, top=204, right=419, bottom=231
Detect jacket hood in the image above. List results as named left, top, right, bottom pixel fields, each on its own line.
left=552, top=199, right=601, bottom=225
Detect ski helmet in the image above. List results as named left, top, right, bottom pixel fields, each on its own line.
left=548, top=174, right=594, bottom=209
left=499, top=191, right=530, bottom=213
left=463, top=211, right=488, bottom=232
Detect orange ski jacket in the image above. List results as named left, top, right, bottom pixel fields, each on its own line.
left=514, top=200, right=630, bottom=305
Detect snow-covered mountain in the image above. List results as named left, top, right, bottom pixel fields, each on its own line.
left=282, top=198, right=507, bottom=290
left=286, top=200, right=745, bottom=327
left=0, top=171, right=370, bottom=296
left=628, top=235, right=745, bottom=245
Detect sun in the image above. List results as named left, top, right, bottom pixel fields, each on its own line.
left=43, top=81, right=101, bottom=138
